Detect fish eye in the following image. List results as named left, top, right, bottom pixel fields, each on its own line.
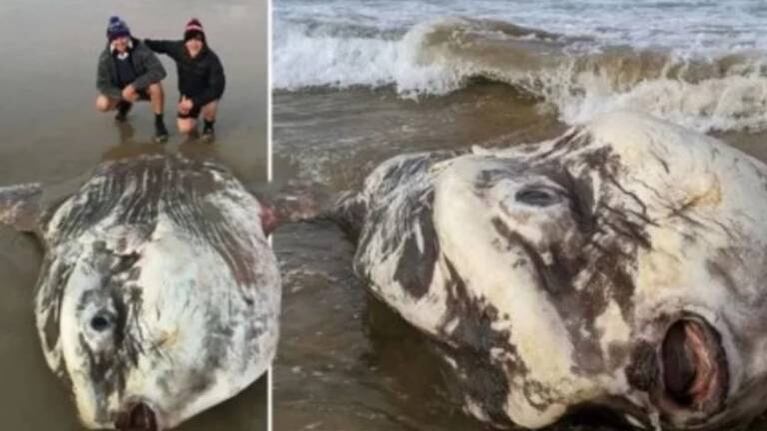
left=90, top=315, right=111, bottom=332
left=515, top=186, right=562, bottom=207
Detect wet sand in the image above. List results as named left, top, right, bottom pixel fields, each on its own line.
left=272, top=85, right=767, bottom=431
left=0, top=0, right=268, bottom=429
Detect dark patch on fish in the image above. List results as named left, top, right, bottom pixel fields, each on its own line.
left=109, top=286, right=132, bottom=366
left=599, top=204, right=652, bottom=250
left=581, top=145, right=621, bottom=175
left=433, top=342, right=516, bottom=427
left=491, top=217, right=575, bottom=295
left=355, top=152, right=455, bottom=300
left=473, top=165, right=525, bottom=191
left=436, top=258, right=517, bottom=421
left=575, top=146, right=646, bottom=322
left=392, top=190, right=439, bottom=299
left=187, top=368, right=215, bottom=397
left=80, top=332, right=127, bottom=423
left=40, top=258, right=71, bottom=361
left=203, top=317, right=235, bottom=371
left=625, top=340, right=658, bottom=392
left=534, top=127, right=588, bottom=161
left=127, top=266, right=141, bottom=281
left=566, top=171, right=597, bottom=236
left=607, top=342, right=631, bottom=370
left=113, top=252, right=140, bottom=275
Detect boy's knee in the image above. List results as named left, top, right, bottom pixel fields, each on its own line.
left=95, top=96, right=111, bottom=112
left=148, top=83, right=163, bottom=95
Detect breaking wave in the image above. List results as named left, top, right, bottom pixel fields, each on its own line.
left=274, top=16, right=767, bottom=132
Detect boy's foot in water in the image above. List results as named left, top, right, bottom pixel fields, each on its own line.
left=154, top=114, right=169, bottom=143
left=115, top=101, right=132, bottom=122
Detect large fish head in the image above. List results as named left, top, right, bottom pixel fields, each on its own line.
left=430, top=112, right=767, bottom=429
left=36, top=194, right=279, bottom=430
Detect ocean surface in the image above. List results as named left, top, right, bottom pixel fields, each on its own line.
left=272, top=1, right=767, bottom=430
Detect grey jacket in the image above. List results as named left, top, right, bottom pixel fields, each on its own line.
left=97, top=38, right=167, bottom=99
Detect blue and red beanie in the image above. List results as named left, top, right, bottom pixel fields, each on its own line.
left=106, top=16, right=131, bottom=41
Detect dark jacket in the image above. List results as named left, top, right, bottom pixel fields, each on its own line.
left=143, top=39, right=226, bottom=107
left=96, top=37, right=167, bottom=99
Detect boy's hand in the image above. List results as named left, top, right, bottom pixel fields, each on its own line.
left=178, top=96, right=194, bottom=115
left=122, top=84, right=138, bottom=102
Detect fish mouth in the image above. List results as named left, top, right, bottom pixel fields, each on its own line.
left=114, top=401, right=159, bottom=431
left=659, top=315, right=729, bottom=416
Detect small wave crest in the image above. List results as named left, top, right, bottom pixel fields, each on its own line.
left=274, top=16, right=767, bottom=132
left=273, top=17, right=572, bottom=94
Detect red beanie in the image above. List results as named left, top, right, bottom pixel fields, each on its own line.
left=184, top=18, right=205, bottom=42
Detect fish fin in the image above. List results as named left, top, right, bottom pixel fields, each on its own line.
left=0, top=183, right=43, bottom=232
left=250, top=182, right=337, bottom=235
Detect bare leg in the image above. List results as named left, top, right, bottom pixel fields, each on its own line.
left=177, top=118, right=198, bottom=135
left=96, top=95, right=120, bottom=112
left=147, top=83, right=164, bottom=115
left=201, top=101, right=218, bottom=122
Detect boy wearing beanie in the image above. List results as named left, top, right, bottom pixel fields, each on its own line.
left=96, top=16, right=169, bottom=142
left=145, top=19, right=226, bottom=141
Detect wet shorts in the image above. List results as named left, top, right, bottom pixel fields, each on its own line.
left=135, top=90, right=151, bottom=101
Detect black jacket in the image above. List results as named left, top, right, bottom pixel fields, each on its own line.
left=143, top=40, right=226, bottom=107
left=97, top=38, right=167, bottom=99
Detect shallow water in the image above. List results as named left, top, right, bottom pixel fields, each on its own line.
left=272, top=82, right=767, bottom=431
left=0, top=0, right=268, bottom=429
left=272, top=84, right=563, bottom=190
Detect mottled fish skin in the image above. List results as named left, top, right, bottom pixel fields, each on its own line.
left=336, top=111, right=767, bottom=430
left=34, top=155, right=279, bottom=429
